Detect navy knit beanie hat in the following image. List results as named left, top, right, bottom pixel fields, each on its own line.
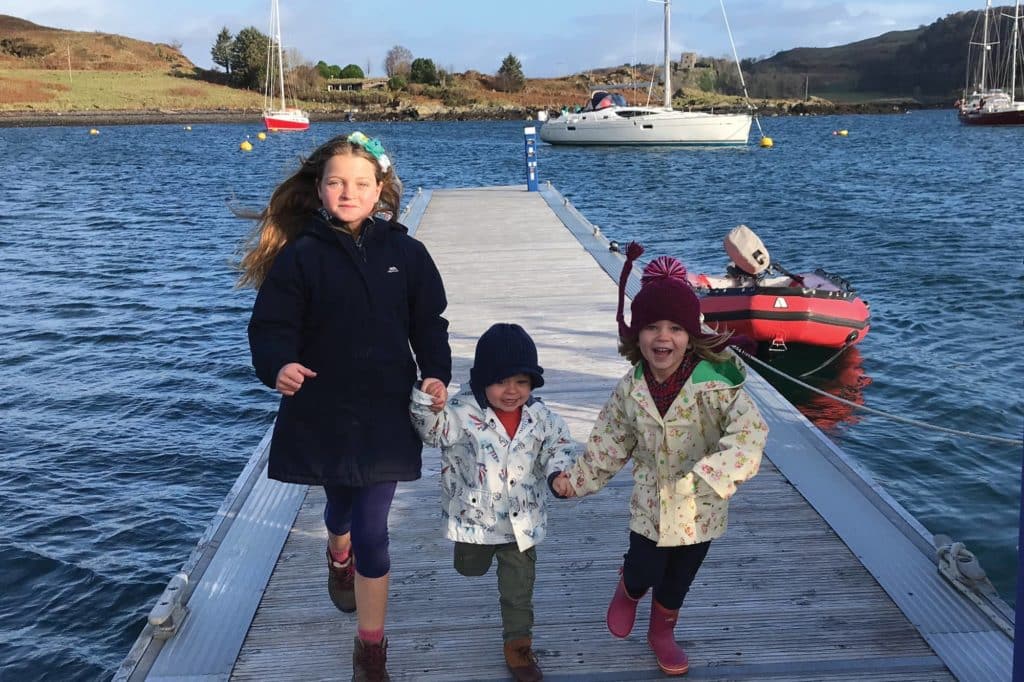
left=469, top=323, right=545, bottom=409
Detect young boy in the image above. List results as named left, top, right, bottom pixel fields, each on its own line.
left=410, top=323, right=575, bottom=682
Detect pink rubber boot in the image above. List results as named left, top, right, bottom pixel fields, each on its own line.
left=647, top=601, right=689, bottom=675
left=606, top=574, right=646, bottom=638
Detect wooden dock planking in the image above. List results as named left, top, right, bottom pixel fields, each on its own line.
left=230, top=188, right=954, bottom=681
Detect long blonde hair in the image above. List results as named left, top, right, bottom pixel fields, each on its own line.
left=617, top=327, right=734, bottom=366
left=236, top=134, right=403, bottom=289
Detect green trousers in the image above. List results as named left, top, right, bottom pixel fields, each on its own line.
left=454, top=542, right=536, bottom=641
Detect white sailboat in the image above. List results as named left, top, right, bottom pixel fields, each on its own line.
left=538, top=0, right=751, bottom=145
left=958, top=0, right=1024, bottom=125
left=263, top=0, right=309, bottom=132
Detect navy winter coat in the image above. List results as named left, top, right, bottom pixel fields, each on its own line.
left=248, top=214, right=451, bottom=486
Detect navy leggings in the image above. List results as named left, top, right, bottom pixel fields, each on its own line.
left=322, top=481, right=398, bottom=579
left=622, top=531, right=712, bottom=610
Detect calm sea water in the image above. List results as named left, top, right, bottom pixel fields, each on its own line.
left=1, top=112, right=1021, bottom=679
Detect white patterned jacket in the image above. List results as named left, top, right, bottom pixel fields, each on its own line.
left=410, top=388, right=576, bottom=552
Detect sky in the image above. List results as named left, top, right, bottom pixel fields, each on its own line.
left=0, top=0, right=979, bottom=77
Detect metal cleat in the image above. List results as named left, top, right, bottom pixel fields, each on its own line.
left=147, top=572, right=190, bottom=640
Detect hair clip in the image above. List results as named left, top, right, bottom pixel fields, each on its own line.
left=347, top=131, right=391, bottom=172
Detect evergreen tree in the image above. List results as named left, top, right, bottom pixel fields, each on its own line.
left=211, top=27, right=233, bottom=74
left=316, top=61, right=344, bottom=79
left=339, top=64, right=365, bottom=79
left=230, top=26, right=269, bottom=90
left=496, top=53, right=525, bottom=92
left=410, top=57, right=439, bottom=85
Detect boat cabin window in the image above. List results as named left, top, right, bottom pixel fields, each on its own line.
left=584, top=91, right=627, bottom=111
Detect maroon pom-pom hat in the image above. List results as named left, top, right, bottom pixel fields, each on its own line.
left=615, top=241, right=707, bottom=341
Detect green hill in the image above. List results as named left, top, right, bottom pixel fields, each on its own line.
left=742, top=7, right=1004, bottom=103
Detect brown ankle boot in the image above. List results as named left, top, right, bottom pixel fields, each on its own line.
left=352, top=636, right=390, bottom=682
left=327, top=549, right=356, bottom=613
left=503, top=637, right=542, bottom=682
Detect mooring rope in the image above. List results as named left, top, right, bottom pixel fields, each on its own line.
left=736, top=349, right=1023, bottom=447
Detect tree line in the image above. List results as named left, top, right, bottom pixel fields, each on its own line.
left=207, top=28, right=526, bottom=97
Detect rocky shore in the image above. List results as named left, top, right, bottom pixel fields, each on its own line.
left=0, top=99, right=945, bottom=128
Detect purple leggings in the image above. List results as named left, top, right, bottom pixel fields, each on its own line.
left=323, top=481, right=398, bottom=579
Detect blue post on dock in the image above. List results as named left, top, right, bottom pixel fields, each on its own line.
left=524, top=126, right=538, bottom=191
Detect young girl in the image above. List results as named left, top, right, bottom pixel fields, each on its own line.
left=553, top=242, right=768, bottom=676
left=240, top=132, right=451, bottom=681
left=410, top=323, right=575, bottom=682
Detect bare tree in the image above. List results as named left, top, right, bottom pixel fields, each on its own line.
left=383, top=45, right=413, bottom=77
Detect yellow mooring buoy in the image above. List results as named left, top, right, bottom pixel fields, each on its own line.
left=759, top=136, right=774, bottom=148
left=89, top=128, right=100, bottom=135
left=257, top=131, right=267, bottom=141
left=239, top=140, right=253, bottom=151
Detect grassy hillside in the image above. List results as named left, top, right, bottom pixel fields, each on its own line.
left=0, top=69, right=265, bottom=111
left=744, top=7, right=1006, bottom=102
left=0, top=15, right=192, bottom=71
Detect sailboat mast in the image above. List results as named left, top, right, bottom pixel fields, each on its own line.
left=1012, top=0, right=1021, bottom=103
left=981, top=0, right=992, bottom=91
left=663, top=0, right=671, bottom=108
left=274, top=0, right=286, bottom=108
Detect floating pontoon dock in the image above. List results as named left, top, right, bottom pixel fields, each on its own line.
left=118, top=182, right=1014, bottom=681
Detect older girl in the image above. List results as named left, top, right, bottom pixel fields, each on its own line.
left=240, top=132, right=451, bottom=681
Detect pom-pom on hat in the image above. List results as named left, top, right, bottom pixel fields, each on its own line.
left=469, top=323, right=545, bottom=409
left=616, top=241, right=704, bottom=340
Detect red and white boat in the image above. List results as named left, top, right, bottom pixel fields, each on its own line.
left=262, top=0, right=309, bottom=132
left=689, top=225, right=870, bottom=351
left=263, top=107, right=309, bottom=132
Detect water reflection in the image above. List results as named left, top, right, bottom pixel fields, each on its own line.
left=751, top=345, right=872, bottom=434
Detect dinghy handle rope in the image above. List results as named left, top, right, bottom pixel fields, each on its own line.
left=719, top=0, right=765, bottom=138
left=735, top=348, right=1023, bottom=446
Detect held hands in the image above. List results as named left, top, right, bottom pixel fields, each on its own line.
left=551, top=472, right=576, bottom=498
left=420, top=377, right=448, bottom=413
left=275, top=362, right=317, bottom=396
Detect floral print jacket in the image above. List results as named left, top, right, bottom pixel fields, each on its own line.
left=410, top=388, right=576, bottom=551
left=565, top=355, right=768, bottom=546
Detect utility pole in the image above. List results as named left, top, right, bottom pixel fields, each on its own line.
left=67, top=41, right=72, bottom=84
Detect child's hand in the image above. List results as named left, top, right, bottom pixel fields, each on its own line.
left=276, top=362, right=317, bottom=396
left=551, top=472, right=575, bottom=498
left=420, top=377, right=448, bottom=413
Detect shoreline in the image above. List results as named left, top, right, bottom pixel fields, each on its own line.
left=0, top=108, right=537, bottom=128
left=0, top=101, right=948, bottom=129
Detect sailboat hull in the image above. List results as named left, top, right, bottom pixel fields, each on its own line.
left=540, top=109, right=750, bottom=145
left=263, top=110, right=309, bottom=132
left=958, top=108, right=1024, bottom=125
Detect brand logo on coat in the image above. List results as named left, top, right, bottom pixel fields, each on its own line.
left=387, top=266, right=399, bottom=273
